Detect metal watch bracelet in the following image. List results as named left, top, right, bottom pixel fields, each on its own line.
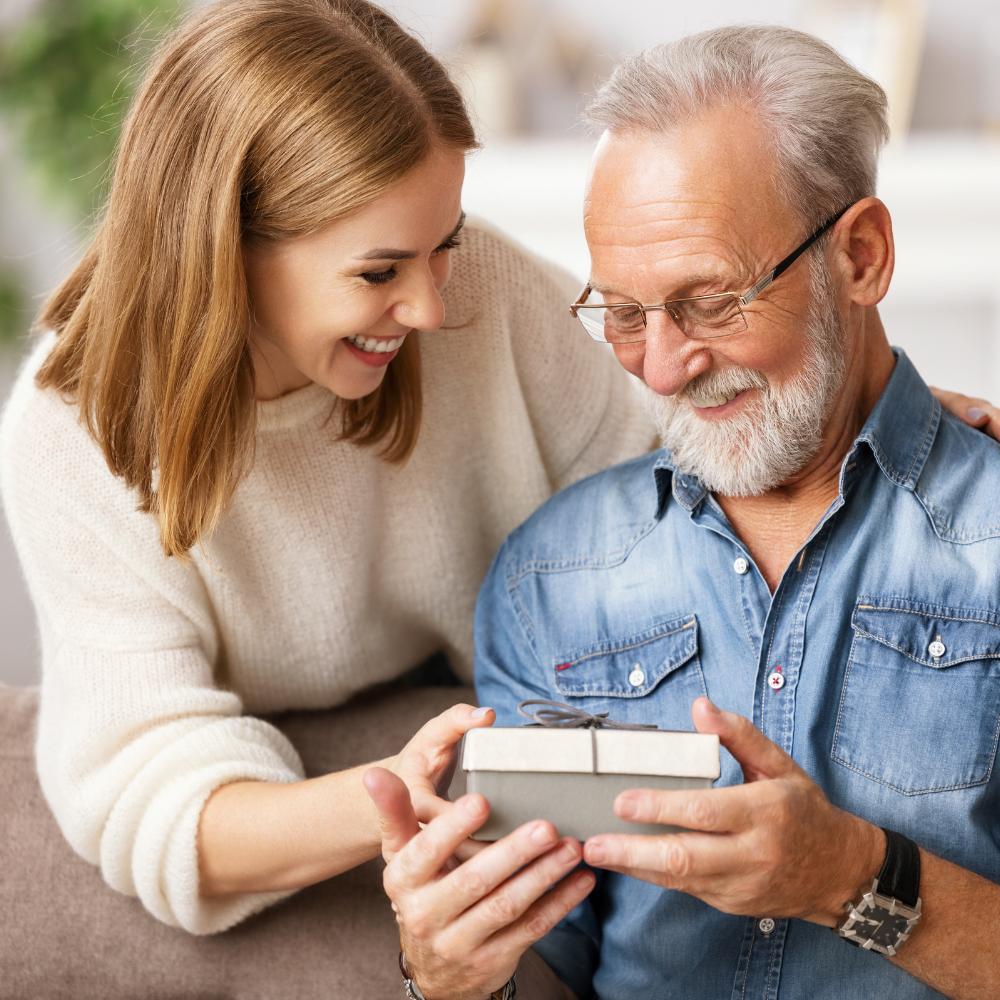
left=399, top=951, right=517, bottom=1000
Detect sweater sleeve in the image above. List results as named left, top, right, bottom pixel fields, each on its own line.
left=0, top=347, right=305, bottom=934
left=481, top=222, right=659, bottom=491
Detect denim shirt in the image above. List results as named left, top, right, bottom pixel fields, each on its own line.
left=474, top=350, right=1000, bottom=1000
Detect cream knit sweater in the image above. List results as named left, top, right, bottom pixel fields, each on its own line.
left=0, top=220, right=655, bottom=934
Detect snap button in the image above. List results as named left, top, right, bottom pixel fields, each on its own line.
left=767, top=671, right=785, bottom=691
left=758, top=917, right=776, bottom=936
left=733, top=557, right=750, bottom=575
left=628, top=665, right=645, bottom=687
left=928, top=639, right=946, bottom=659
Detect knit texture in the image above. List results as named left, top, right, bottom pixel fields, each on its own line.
left=0, top=219, right=655, bottom=933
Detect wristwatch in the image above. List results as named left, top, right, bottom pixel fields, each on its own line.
left=399, top=951, right=517, bottom=999
left=837, top=827, right=922, bottom=957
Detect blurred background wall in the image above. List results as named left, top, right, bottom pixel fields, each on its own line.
left=1, top=0, right=999, bottom=685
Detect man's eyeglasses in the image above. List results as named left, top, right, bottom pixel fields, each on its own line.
left=569, top=205, right=851, bottom=344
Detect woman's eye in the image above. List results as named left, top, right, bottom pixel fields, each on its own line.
left=361, top=267, right=397, bottom=285
left=432, top=235, right=463, bottom=256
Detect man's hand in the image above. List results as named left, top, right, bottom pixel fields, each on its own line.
left=582, top=698, right=884, bottom=925
left=364, top=767, right=595, bottom=1000
left=931, top=387, right=1000, bottom=442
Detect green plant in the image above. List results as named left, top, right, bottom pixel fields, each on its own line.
left=0, top=0, right=182, bottom=344
left=0, top=0, right=181, bottom=220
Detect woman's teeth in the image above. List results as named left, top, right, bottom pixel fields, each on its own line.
left=346, top=334, right=405, bottom=354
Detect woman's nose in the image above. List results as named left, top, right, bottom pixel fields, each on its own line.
left=394, top=269, right=446, bottom=332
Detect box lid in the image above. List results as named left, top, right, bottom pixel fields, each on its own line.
left=461, top=726, right=720, bottom=779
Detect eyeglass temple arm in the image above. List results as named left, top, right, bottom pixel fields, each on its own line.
left=739, top=205, right=851, bottom=306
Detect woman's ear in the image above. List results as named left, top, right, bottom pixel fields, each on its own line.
left=834, top=196, right=895, bottom=308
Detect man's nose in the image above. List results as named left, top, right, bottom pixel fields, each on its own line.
left=641, top=310, right=712, bottom=396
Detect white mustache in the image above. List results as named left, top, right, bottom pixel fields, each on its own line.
left=681, top=367, right=768, bottom=407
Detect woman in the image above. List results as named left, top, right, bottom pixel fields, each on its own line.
left=0, top=0, right=994, bottom=941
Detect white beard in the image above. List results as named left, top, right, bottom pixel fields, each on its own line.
left=644, top=260, right=847, bottom=497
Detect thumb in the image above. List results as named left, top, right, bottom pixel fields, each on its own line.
left=691, top=697, right=802, bottom=783
left=363, top=766, right=420, bottom=860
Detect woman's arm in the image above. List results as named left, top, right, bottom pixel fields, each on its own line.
left=199, top=704, right=493, bottom=896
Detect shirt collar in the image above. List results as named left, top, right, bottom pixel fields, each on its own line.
left=650, top=348, right=940, bottom=517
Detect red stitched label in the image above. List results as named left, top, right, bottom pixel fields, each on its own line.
left=555, top=662, right=572, bottom=672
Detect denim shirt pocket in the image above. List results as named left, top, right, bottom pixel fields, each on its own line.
left=831, top=598, right=1000, bottom=794
left=552, top=614, right=705, bottom=729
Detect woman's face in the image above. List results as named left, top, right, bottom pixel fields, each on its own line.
left=243, top=145, right=466, bottom=401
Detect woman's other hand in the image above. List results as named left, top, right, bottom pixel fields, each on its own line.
left=390, top=703, right=494, bottom=825
left=932, top=387, right=1000, bottom=441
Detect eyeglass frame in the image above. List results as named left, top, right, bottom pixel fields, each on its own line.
left=569, top=203, right=852, bottom=342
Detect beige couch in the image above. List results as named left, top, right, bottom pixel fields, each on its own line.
left=1, top=679, right=566, bottom=999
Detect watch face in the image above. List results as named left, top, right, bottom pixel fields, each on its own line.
left=855, top=906, right=913, bottom=949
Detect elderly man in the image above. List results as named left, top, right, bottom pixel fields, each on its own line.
left=365, top=26, right=1000, bottom=1000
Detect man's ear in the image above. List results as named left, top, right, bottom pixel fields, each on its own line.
left=832, top=196, right=894, bottom=308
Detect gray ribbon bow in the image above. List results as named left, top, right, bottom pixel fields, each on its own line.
left=517, top=698, right=659, bottom=731
left=516, top=699, right=658, bottom=772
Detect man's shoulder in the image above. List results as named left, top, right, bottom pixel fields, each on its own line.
left=500, top=450, right=663, bottom=579
left=914, top=408, right=1000, bottom=544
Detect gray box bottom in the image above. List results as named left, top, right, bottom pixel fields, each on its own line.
left=466, top=770, right=714, bottom=841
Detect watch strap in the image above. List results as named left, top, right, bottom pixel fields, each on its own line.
left=399, top=951, right=517, bottom=999
left=875, top=827, right=920, bottom=908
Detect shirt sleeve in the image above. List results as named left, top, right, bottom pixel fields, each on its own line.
left=474, top=538, right=602, bottom=997
left=0, top=379, right=305, bottom=935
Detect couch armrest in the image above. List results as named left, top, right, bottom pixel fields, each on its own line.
left=0, top=681, right=475, bottom=999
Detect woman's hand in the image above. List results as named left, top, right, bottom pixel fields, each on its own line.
left=389, top=703, right=494, bottom=826
left=364, top=767, right=594, bottom=1000
left=931, top=387, right=1000, bottom=441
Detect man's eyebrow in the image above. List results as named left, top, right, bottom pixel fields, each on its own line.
left=355, top=212, right=466, bottom=262
left=589, top=272, right=733, bottom=299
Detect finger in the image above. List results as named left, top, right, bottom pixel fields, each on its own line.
left=691, top=698, right=802, bottom=782
left=436, top=837, right=584, bottom=951
left=480, top=867, right=596, bottom=961
left=389, top=793, right=492, bottom=891
left=363, top=766, right=420, bottom=859
left=409, top=704, right=495, bottom=758
left=613, top=784, right=751, bottom=832
left=583, top=830, right=738, bottom=882
left=417, top=820, right=563, bottom=924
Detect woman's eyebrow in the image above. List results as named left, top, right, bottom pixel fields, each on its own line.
left=356, top=212, right=466, bottom=262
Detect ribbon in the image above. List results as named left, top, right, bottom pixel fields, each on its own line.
left=516, top=699, right=658, bottom=774
left=517, top=698, right=659, bottom=730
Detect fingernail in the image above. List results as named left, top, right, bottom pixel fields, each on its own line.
left=615, top=794, right=637, bottom=819
left=531, top=821, right=555, bottom=845
left=559, top=840, right=580, bottom=862
left=462, top=795, right=484, bottom=816
left=587, top=841, right=606, bottom=864
left=471, top=706, right=493, bottom=719
left=968, top=407, right=988, bottom=421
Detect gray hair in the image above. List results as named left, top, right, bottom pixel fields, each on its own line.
left=586, top=25, right=890, bottom=231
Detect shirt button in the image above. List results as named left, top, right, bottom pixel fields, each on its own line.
left=733, top=557, right=750, bottom=575
left=928, top=639, right=946, bottom=658
left=767, top=671, right=785, bottom=691
left=628, top=665, right=646, bottom=687
left=758, top=917, right=776, bottom=936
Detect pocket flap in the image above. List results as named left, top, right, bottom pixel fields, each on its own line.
left=554, top=614, right=698, bottom=698
left=852, top=599, right=1000, bottom=668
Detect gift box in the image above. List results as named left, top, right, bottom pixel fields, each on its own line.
left=461, top=701, right=720, bottom=841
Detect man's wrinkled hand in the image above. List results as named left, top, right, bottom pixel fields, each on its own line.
left=582, top=697, right=884, bottom=926
left=364, top=766, right=595, bottom=1000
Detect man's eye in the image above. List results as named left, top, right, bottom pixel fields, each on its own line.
left=361, top=267, right=397, bottom=285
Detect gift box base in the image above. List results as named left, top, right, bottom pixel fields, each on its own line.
left=466, top=770, right=713, bottom=841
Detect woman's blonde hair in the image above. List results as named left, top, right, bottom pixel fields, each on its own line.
left=36, top=0, right=479, bottom=558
